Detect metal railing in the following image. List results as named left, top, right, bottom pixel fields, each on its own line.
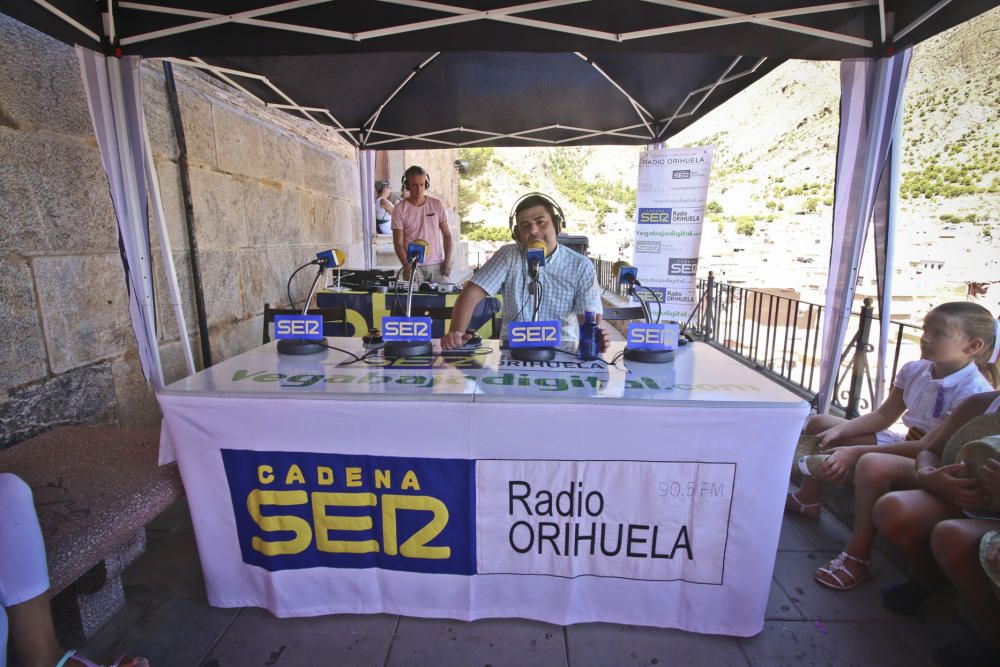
left=592, top=258, right=923, bottom=416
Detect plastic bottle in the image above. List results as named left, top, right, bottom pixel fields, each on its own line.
left=579, top=311, right=600, bottom=360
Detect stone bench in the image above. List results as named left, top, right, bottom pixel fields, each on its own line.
left=0, top=425, right=183, bottom=642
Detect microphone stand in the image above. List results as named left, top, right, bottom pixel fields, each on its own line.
left=277, top=263, right=328, bottom=355
left=511, top=259, right=556, bottom=362
left=623, top=282, right=674, bottom=364
left=384, top=258, right=433, bottom=358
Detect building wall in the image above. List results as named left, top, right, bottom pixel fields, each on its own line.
left=0, top=15, right=362, bottom=446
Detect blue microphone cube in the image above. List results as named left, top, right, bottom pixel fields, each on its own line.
left=526, top=247, right=545, bottom=268
left=508, top=320, right=560, bottom=348
left=626, top=322, right=678, bottom=350
left=274, top=315, right=323, bottom=340
left=617, top=266, right=638, bottom=288
left=315, top=249, right=343, bottom=267
left=382, top=316, right=432, bottom=342
left=406, top=242, right=426, bottom=264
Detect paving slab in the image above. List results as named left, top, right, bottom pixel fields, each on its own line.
left=81, top=597, right=238, bottom=667
left=123, top=529, right=205, bottom=608
left=772, top=550, right=904, bottom=622
left=387, top=617, right=567, bottom=667
left=776, top=515, right=815, bottom=551
left=202, top=608, right=397, bottom=667
left=766, top=579, right=805, bottom=621
left=566, top=623, right=748, bottom=667
left=739, top=620, right=927, bottom=667
left=783, top=510, right=854, bottom=552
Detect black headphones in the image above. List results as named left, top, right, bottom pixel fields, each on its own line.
left=401, top=166, right=430, bottom=192
left=508, top=192, right=566, bottom=242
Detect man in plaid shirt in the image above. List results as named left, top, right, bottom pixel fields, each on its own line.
left=442, top=194, right=610, bottom=351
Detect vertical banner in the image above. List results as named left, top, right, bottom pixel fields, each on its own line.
left=632, top=147, right=713, bottom=322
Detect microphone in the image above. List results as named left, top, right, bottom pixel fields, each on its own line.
left=617, top=264, right=640, bottom=289
left=385, top=238, right=433, bottom=359
left=526, top=240, right=546, bottom=279
left=315, top=248, right=345, bottom=268
left=278, top=249, right=345, bottom=356
left=617, top=266, right=651, bottom=324
left=407, top=239, right=429, bottom=266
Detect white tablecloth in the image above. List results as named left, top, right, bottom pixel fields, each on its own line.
left=158, top=340, right=808, bottom=636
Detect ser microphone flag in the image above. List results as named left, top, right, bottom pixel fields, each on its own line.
left=407, top=239, right=429, bottom=265
left=315, top=248, right=345, bottom=268
left=526, top=240, right=546, bottom=270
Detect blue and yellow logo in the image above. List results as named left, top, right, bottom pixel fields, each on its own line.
left=382, top=316, right=432, bottom=341
left=221, top=450, right=475, bottom=574
left=508, top=320, right=560, bottom=347
left=637, top=208, right=672, bottom=225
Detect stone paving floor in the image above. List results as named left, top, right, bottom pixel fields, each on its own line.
left=80, top=492, right=975, bottom=667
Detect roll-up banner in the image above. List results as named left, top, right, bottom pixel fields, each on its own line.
left=632, top=147, right=713, bottom=322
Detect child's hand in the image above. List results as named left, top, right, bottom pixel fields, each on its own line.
left=820, top=447, right=862, bottom=484
left=816, top=424, right=846, bottom=449
left=918, top=462, right=990, bottom=509
left=981, top=459, right=1000, bottom=497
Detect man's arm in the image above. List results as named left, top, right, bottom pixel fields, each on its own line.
left=442, top=283, right=488, bottom=349
left=439, top=219, right=453, bottom=277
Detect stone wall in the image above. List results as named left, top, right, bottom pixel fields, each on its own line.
left=0, top=15, right=364, bottom=446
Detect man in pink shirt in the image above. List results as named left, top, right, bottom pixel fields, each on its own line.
left=392, top=165, right=453, bottom=283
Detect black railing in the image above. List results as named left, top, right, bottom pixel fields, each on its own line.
left=592, top=257, right=923, bottom=416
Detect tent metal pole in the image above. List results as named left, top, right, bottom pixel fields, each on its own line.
left=895, top=0, right=954, bottom=41
left=29, top=0, right=101, bottom=41
left=163, top=61, right=213, bottom=368
left=140, top=66, right=196, bottom=377
left=640, top=0, right=874, bottom=47
left=120, top=0, right=339, bottom=46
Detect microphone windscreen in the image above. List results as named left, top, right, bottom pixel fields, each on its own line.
left=526, top=240, right=546, bottom=268
left=316, top=248, right=345, bottom=268
left=407, top=239, right=429, bottom=264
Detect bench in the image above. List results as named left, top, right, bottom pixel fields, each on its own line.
left=0, top=425, right=183, bottom=642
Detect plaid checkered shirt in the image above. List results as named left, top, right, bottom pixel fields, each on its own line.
left=470, top=243, right=602, bottom=343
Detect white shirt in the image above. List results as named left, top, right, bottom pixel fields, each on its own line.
left=895, top=359, right=994, bottom=433
left=471, top=243, right=602, bottom=343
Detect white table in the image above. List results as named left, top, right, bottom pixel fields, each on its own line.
left=158, top=339, right=808, bottom=636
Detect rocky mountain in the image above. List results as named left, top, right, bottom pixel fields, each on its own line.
left=458, top=7, right=1000, bottom=318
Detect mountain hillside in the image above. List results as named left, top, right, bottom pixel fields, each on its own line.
left=457, top=7, right=1000, bottom=317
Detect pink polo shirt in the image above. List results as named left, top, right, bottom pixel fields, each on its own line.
left=391, top=196, right=448, bottom=264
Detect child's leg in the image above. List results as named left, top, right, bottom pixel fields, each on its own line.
left=787, top=414, right=876, bottom=516
left=932, top=520, right=1000, bottom=650
left=815, top=453, right=916, bottom=589
left=873, top=489, right=962, bottom=587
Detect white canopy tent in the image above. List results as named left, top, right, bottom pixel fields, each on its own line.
left=3, top=0, right=992, bottom=402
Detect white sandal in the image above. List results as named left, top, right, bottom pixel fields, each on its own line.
left=785, top=491, right=821, bottom=519
left=815, top=551, right=872, bottom=591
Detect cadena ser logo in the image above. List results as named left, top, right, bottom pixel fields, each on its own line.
left=221, top=450, right=475, bottom=574
left=637, top=208, right=672, bottom=225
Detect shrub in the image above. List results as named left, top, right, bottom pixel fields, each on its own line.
left=736, top=218, right=755, bottom=236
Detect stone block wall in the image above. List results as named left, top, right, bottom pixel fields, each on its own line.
left=0, top=15, right=362, bottom=446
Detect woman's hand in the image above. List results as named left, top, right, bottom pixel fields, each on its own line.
left=820, top=447, right=864, bottom=484
left=917, top=462, right=990, bottom=509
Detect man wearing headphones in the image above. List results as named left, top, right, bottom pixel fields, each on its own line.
left=392, top=165, right=453, bottom=283
left=441, top=193, right=610, bottom=351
